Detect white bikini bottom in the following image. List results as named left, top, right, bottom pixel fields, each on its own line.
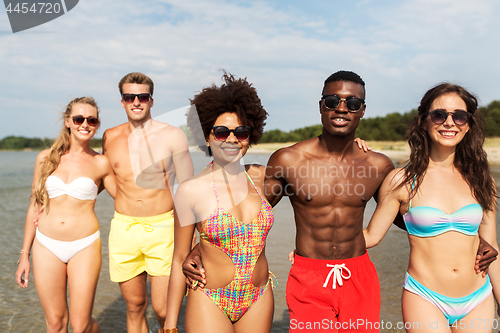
left=36, top=228, right=100, bottom=263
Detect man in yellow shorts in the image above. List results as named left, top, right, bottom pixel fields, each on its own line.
left=103, top=72, right=193, bottom=333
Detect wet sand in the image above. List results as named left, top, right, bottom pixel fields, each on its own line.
left=2, top=150, right=500, bottom=332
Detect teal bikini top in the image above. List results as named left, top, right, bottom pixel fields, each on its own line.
left=402, top=176, right=482, bottom=237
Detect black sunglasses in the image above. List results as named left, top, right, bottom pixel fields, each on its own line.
left=428, top=110, right=470, bottom=126
left=122, top=93, right=151, bottom=104
left=321, top=94, right=365, bottom=113
left=212, top=126, right=251, bottom=142
left=72, top=115, right=99, bottom=126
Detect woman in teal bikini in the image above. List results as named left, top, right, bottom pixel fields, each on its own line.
left=364, top=83, right=500, bottom=331
left=164, top=73, right=275, bottom=333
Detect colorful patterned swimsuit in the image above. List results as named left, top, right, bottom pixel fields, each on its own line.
left=198, top=162, right=274, bottom=322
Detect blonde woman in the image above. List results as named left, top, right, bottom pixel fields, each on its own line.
left=15, top=97, right=116, bottom=333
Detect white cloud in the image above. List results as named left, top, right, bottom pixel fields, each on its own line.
left=1, top=0, right=500, bottom=138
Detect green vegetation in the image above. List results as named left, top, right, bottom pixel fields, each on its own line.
left=261, top=100, right=500, bottom=142
left=3, top=101, right=500, bottom=149
left=0, top=136, right=102, bottom=150
left=482, top=100, right=500, bottom=137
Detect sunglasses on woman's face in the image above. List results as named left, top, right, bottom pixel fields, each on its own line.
left=121, top=93, right=151, bottom=104
left=428, top=110, right=470, bottom=126
left=211, top=126, right=251, bottom=142
left=321, top=94, right=365, bottom=112
left=72, top=115, right=99, bottom=126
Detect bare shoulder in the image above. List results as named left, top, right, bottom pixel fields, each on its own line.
left=103, top=123, right=128, bottom=141
left=176, top=170, right=210, bottom=199
left=151, top=121, right=188, bottom=145
left=152, top=120, right=183, bottom=135
left=364, top=150, right=393, bottom=168
left=269, top=139, right=314, bottom=165
left=382, top=167, right=407, bottom=189
left=245, top=164, right=266, bottom=183
left=37, top=149, right=50, bottom=159
left=92, top=153, right=112, bottom=167
left=36, top=149, right=50, bottom=163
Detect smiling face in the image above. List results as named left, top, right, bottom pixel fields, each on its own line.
left=320, top=80, right=365, bottom=137
left=424, top=92, right=470, bottom=149
left=64, top=103, right=99, bottom=141
left=207, top=112, right=249, bottom=164
left=121, top=83, right=153, bottom=125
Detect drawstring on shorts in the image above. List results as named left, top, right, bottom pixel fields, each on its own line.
left=127, top=219, right=154, bottom=232
left=323, top=263, right=351, bottom=289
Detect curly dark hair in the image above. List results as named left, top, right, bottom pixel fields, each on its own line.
left=187, top=72, right=268, bottom=156
left=398, top=83, right=496, bottom=211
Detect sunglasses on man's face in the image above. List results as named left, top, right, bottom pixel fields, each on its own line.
left=72, top=115, right=99, bottom=126
left=122, top=93, right=151, bottom=104
left=211, top=126, right=251, bottom=142
left=321, top=95, right=365, bottom=113
left=427, top=110, right=470, bottom=126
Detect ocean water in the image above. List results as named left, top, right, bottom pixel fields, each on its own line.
left=1, top=151, right=498, bottom=332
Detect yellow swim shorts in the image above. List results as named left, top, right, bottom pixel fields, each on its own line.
left=109, top=210, right=174, bottom=282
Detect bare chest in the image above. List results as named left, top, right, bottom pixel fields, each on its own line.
left=282, top=160, right=384, bottom=206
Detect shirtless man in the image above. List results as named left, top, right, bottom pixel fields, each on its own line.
left=182, top=71, right=496, bottom=332
left=266, top=70, right=391, bottom=331
left=103, top=72, right=193, bottom=333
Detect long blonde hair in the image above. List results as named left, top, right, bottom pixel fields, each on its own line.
left=32, top=97, right=100, bottom=210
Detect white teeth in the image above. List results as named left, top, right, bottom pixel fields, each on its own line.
left=334, top=118, right=347, bottom=122
left=440, top=131, right=456, bottom=137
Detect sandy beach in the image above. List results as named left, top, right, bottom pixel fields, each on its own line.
left=248, top=137, right=500, bottom=166
left=3, top=149, right=500, bottom=332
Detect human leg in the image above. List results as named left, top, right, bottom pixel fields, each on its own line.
left=402, top=289, right=451, bottom=333
left=119, top=272, right=149, bottom=333
left=454, top=294, right=494, bottom=333
left=67, top=237, right=101, bottom=333
left=185, top=288, right=235, bottom=333
left=233, top=285, right=274, bottom=333
left=142, top=211, right=174, bottom=330
left=32, top=239, right=69, bottom=333
left=150, top=275, right=170, bottom=328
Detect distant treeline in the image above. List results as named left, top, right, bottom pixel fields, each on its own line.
left=260, top=100, right=500, bottom=142
left=0, top=136, right=102, bottom=150
left=3, top=101, right=500, bottom=149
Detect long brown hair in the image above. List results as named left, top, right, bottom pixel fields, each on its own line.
left=399, top=83, right=496, bottom=211
left=32, top=97, right=100, bottom=210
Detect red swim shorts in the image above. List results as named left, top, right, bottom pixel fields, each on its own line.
left=286, top=251, right=380, bottom=332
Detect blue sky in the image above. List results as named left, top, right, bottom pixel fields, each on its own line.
left=1, top=0, right=499, bottom=138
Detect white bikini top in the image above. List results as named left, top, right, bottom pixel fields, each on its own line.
left=46, top=175, right=98, bottom=201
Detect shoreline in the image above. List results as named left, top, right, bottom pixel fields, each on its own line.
left=248, top=138, right=500, bottom=166
left=3, top=138, right=500, bottom=166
